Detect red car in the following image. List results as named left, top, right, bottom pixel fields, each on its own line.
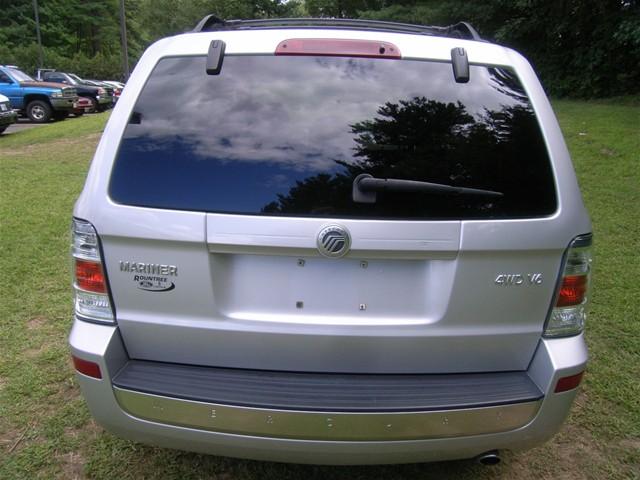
left=72, top=97, right=92, bottom=116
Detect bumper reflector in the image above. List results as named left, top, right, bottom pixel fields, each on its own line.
left=72, top=355, right=102, bottom=379
left=554, top=371, right=584, bottom=393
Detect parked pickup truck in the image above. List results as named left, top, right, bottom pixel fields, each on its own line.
left=0, top=65, right=77, bottom=122
left=37, top=70, right=114, bottom=112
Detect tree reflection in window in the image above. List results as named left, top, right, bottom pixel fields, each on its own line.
left=263, top=94, right=555, bottom=219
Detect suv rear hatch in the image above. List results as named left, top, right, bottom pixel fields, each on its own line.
left=99, top=44, right=563, bottom=373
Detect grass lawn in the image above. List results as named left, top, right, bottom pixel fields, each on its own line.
left=1, top=102, right=639, bottom=479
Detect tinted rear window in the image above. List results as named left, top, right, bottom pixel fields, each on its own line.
left=110, top=55, right=557, bottom=219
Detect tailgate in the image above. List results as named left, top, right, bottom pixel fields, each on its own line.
left=104, top=210, right=563, bottom=373
left=100, top=40, right=567, bottom=373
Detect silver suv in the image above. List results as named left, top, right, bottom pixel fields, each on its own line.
left=69, top=17, right=592, bottom=465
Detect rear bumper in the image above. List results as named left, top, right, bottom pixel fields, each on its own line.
left=69, top=319, right=587, bottom=464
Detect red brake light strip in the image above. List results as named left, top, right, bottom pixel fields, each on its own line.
left=275, top=38, right=401, bottom=59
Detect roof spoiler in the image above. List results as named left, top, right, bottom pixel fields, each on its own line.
left=192, top=16, right=482, bottom=42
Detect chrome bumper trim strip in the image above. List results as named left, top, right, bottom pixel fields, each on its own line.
left=114, top=387, right=542, bottom=441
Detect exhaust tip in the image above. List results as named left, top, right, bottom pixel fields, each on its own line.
left=476, top=450, right=501, bottom=466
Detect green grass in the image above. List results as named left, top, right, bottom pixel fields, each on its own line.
left=1, top=103, right=639, bottom=479
left=0, top=114, right=108, bottom=149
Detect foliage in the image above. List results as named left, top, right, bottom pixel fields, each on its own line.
left=0, top=0, right=638, bottom=97
left=302, top=0, right=640, bottom=97
left=356, top=0, right=640, bottom=98
left=138, top=0, right=300, bottom=42
left=0, top=0, right=298, bottom=79
left=0, top=0, right=143, bottom=80
left=0, top=42, right=124, bottom=81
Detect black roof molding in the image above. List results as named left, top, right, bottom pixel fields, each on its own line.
left=193, top=14, right=226, bottom=32
left=192, top=16, right=482, bottom=42
left=446, top=22, right=482, bottom=41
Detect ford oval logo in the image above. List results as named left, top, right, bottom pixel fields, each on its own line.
left=317, top=225, right=351, bottom=258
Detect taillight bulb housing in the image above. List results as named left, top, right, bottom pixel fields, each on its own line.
left=71, top=218, right=114, bottom=324
left=544, top=234, right=592, bottom=337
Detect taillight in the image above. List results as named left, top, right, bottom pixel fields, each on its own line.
left=71, top=218, right=114, bottom=323
left=544, top=234, right=592, bottom=337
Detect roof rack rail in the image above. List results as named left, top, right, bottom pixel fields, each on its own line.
left=192, top=16, right=482, bottom=42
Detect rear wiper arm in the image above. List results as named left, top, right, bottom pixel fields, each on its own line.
left=352, top=173, right=503, bottom=203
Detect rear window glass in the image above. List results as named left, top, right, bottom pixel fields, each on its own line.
left=109, top=55, right=557, bottom=219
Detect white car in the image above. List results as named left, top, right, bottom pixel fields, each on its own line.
left=102, top=80, right=125, bottom=90
left=69, top=17, right=592, bottom=466
left=102, top=81, right=125, bottom=100
left=0, top=93, right=18, bottom=133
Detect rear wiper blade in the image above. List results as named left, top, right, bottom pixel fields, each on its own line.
left=352, top=173, right=503, bottom=203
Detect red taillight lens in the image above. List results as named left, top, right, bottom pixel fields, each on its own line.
left=556, top=274, right=588, bottom=307
left=75, top=259, right=106, bottom=293
left=72, top=355, right=102, bottom=379
left=554, top=371, right=584, bottom=393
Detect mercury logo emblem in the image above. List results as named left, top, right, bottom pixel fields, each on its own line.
left=317, top=225, right=351, bottom=258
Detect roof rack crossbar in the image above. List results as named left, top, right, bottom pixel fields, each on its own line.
left=192, top=17, right=482, bottom=41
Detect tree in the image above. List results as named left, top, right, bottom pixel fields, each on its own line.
left=0, top=0, right=637, bottom=95
left=357, top=0, right=640, bottom=97
left=138, top=0, right=300, bottom=41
